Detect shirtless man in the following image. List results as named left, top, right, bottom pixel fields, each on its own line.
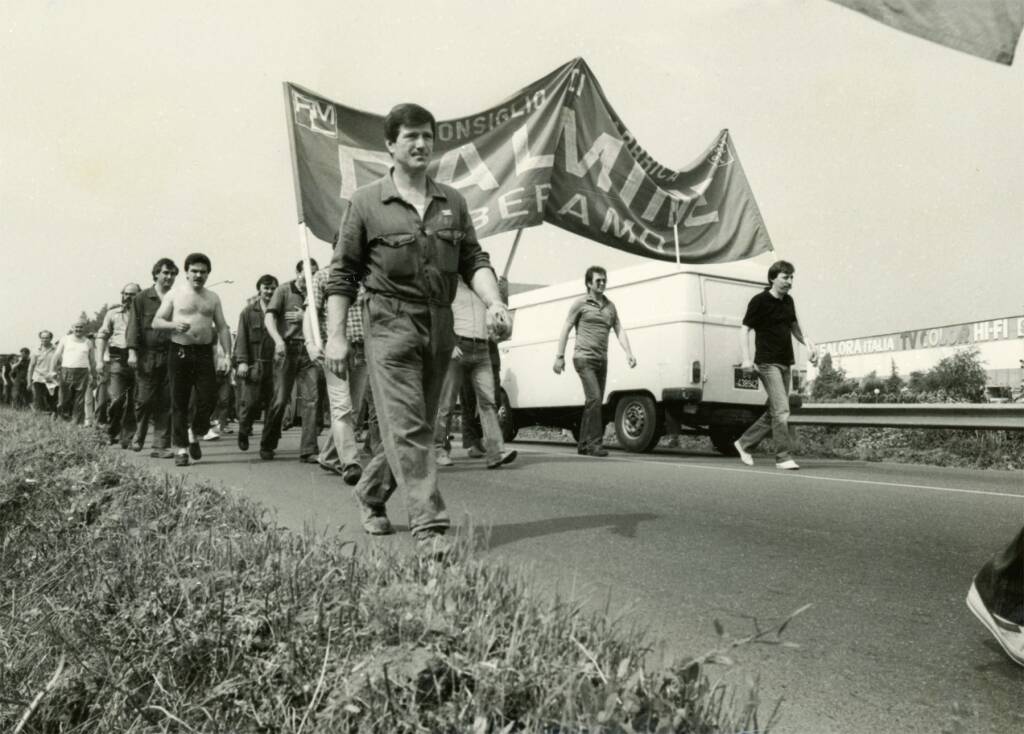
left=151, top=252, right=231, bottom=466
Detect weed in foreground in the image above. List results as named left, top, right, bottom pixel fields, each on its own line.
left=0, top=409, right=796, bottom=732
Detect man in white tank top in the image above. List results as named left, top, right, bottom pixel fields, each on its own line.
left=52, top=319, right=97, bottom=424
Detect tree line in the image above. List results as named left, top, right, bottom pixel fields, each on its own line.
left=812, top=348, right=990, bottom=403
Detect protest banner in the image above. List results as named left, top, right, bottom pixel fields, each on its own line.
left=285, top=58, right=773, bottom=264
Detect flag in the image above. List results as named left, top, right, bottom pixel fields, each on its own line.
left=829, top=0, right=1024, bottom=65
left=284, top=58, right=773, bottom=264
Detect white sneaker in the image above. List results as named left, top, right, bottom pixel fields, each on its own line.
left=487, top=449, right=518, bottom=469
left=775, top=459, right=800, bottom=470
left=436, top=451, right=453, bottom=467
left=967, top=581, right=1024, bottom=667
left=734, top=440, right=754, bottom=466
left=203, top=428, right=221, bottom=441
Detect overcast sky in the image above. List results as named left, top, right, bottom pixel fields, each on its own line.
left=2, top=0, right=1021, bottom=352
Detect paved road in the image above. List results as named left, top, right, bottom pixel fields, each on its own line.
left=123, top=430, right=1023, bottom=734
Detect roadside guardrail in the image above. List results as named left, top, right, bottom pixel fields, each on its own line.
left=788, top=403, right=1024, bottom=431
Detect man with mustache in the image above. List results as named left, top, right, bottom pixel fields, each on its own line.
left=323, top=103, right=509, bottom=555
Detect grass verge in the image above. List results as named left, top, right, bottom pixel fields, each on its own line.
left=516, top=426, right=1023, bottom=471
left=0, top=409, right=792, bottom=733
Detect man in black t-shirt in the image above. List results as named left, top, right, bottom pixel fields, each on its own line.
left=734, top=260, right=816, bottom=470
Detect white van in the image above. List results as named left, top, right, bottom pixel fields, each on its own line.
left=497, top=259, right=808, bottom=453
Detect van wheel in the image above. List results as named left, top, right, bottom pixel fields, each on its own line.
left=710, top=427, right=742, bottom=456
left=497, top=390, right=517, bottom=442
left=614, top=395, right=659, bottom=453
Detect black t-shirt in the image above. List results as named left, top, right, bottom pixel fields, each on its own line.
left=742, top=289, right=796, bottom=365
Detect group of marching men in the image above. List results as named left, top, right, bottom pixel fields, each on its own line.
left=6, top=250, right=515, bottom=480
left=3, top=103, right=524, bottom=555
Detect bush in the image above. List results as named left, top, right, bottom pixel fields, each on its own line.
left=792, top=426, right=1024, bottom=470
left=0, top=410, right=790, bottom=733
left=813, top=347, right=989, bottom=404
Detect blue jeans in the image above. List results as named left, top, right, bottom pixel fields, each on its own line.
left=318, top=341, right=369, bottom=469
left=737, top=363, right=795, bottom=461
left=434, top=338, right=505, bottom=464
left=460, top=341, right=501, bottom=449
left=573, top=357, right=607, bottom=452
left=261, top=343, right=320, bottom=457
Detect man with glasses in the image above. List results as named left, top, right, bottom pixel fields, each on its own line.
left=553, top=266, right=636, bottom=457
left=97, top=283, right=142, bottom=447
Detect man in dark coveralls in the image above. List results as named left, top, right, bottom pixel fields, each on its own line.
left=127, top=258, right=178, bottom=457
left=324, top=103, right=509, bottom=554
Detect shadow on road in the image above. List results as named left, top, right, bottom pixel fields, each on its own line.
left=472, top=512, right=660, bottom=550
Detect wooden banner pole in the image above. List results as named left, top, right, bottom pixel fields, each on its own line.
left=282, top=83, right=321, bottom=348
left=502, top=228, right=524, bottom=280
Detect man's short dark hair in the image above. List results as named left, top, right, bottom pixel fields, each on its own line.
left=295, top=259, right=319, bottom=273
left=19, top=348, right=30, bottom=356
left=584, top=266, right=607, bottom=288
left=256, top=274, right=279, bottom=291
left=38, top=330, right=52, bottom=340
left=184, top=253, right=212, bottom=272
left=767, top=260, right=795, bottom=284
left=151, top=258, right=178, bottom=279
left=384, top=103, right=436, bottom=144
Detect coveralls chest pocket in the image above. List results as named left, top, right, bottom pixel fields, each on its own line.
left=433, top=228, right=463, bottom=274
left=374, top=233, right=419, bottom=279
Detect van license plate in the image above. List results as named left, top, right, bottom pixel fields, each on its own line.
left=734, top=369, right=759, bottom=390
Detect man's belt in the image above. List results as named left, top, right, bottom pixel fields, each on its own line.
left=366, top=287, right=452, bottom=308
left=457, top=335, right=489, bottom=344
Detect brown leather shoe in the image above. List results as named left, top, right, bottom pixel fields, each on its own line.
left=342, top=464, right=363, bottom=486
